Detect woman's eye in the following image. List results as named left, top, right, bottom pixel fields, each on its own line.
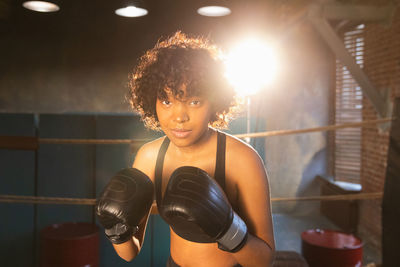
left=162, top=100, right=171, bottom=106
left=190, top=100, right=201, bottom=106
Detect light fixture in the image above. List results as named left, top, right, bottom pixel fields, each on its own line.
left=115, top=1, right=148, bottom=17
left=197, top=1, right=231, bottom=17
left=115, top=6, right=148, bottom=17
left=197, top=6, right=231, bottom=17
left=22, top=1, right=60, bottom=12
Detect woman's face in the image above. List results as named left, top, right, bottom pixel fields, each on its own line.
left=156, top=84, right=212, bottom=148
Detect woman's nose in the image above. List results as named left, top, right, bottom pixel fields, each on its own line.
left=173, top=103, right=189, bottom=123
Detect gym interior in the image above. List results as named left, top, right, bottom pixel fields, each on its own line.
left=1, top=0, right=399, bottom=266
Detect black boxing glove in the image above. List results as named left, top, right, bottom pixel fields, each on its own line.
left=160, top=166, right=248, bottom=252
left=95, top=168, right=153, bottom=244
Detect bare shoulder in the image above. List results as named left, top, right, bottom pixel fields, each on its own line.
left=132, top=136, right=166, bottom=181
left=134, top=136, right=165, bottom=160
left=225, top=133, right=266, bottom=175
left=224, top=132, right=269, bottom=193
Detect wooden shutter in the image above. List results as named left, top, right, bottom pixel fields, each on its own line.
left=334, top=24, right=364, bottom=183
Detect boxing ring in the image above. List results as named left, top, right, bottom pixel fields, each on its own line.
left=0, top=117, right=391, bottom=206
left=0, top=114, right=397, bottom=267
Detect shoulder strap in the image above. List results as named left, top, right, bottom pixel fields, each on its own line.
left=155, top=137, right=170, bottom=207
left=215, top=131, right=226, bottom=191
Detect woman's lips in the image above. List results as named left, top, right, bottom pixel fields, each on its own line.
left=171, top=129, right=191, bottom=138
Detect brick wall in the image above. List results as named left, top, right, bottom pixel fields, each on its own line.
left=359, top=3, right=400, bottom=254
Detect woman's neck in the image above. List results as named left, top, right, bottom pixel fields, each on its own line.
left=170, top=128, right=216, bottom=159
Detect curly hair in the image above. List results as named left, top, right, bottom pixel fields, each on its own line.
left=128, top=31, right=239, bottom=131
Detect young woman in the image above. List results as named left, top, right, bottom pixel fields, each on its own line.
left=96, top=31, right=275, bottom=267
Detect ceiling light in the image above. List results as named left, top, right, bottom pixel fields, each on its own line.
left=22, top=1, right=60, bottom=12
left=115, top=6, right=148, bottom=17
left=197, top=6, right=231, bottom=17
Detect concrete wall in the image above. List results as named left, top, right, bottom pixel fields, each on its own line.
left=262, top=23, right=333, bottom=214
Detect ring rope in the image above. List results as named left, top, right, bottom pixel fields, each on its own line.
left=234, top=117, right=394, bottom=139
left=0, top=192, right=383, bottom=206
left=0, top=118, right=394, bottom=149
left=0, top=194, right=96, bottom=205
left=271, top=192, right=382, bottom=202
left=39, top=138, right=150, bottom=145
left=35, top=117, right=397, bottom=143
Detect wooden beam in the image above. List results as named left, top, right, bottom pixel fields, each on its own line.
left=307, top=5, right=389, bottom=118
left=321, top=3, right=396, bottom=22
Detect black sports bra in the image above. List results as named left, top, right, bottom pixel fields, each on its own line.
left=155, top=130, right=226, bottom=208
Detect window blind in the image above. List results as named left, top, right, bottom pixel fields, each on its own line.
left=334, top=24, right=364, bottom=183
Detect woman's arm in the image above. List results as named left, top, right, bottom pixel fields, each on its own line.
left=112, top=212, right=150, bottom=261
left=111, top=140, right=159, bottom=261
left=227, top=138, right=275, bottom=266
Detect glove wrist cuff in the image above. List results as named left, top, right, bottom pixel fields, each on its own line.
left=217, top=212, right=248, bottom=253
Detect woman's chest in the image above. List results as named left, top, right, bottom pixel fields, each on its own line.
left=159, top=156, right=238, bottom=211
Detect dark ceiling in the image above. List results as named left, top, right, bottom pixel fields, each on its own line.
left=0, top=0, right=315, bottom=113
left=1, top=0, right=307, bottom=44
left=1, top=0, right=313, bottom=74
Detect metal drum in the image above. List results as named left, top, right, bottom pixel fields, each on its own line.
left=41, top=222, right=99, bottom=267
left=301, top=229, right=363, bottom=267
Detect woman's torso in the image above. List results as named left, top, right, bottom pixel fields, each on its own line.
left=155, top=130, right=241, bottom=267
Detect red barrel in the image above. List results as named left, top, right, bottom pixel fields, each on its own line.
left=41, top=222, right=99, bottom=267
left=301, top=229, right=363, bottom=267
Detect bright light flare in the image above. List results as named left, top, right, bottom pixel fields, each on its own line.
left=225, top=38, right=278, bottom=96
